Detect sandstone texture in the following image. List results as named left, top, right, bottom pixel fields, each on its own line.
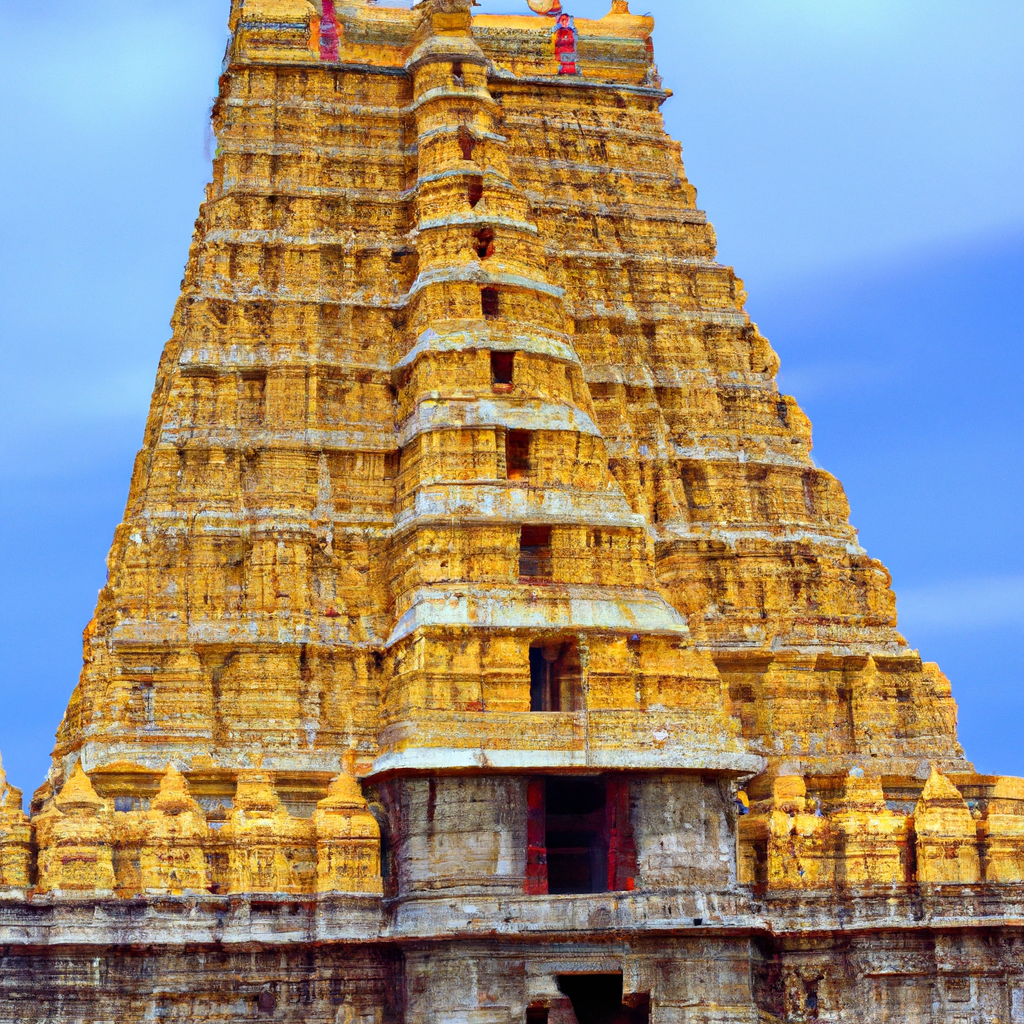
left=3, top=1, right=1023, bottom=1021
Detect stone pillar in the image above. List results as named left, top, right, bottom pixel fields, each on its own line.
left=34, top=763, right=116, bottom=894
left=913, top=768, right=980, bottom=884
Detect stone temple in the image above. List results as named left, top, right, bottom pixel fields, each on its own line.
left=2, top=1, right=1022, bottom=1021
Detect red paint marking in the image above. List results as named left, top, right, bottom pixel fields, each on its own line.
left=525, top=778, right=548, bottom=895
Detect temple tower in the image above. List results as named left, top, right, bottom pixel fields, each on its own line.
left=1, top=2, right=1023, bottom=1022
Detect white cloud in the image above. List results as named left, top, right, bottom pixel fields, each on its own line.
left=898, top=576, right=1024, bottom=633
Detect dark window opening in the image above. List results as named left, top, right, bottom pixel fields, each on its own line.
left=520, top=525, right=552, bottom=581
left=506, top=430, right=531, bottom=480
left=458, top=127, right=476, bottom=162
left=491, top=350, right=514, bottom=386
left=526, top=1008, right=549, bottom=1024
left=468, top=176, right=484, bottom=208
left=481, top=287, right=500, bottom=320
left=476, top=227, right=495, bottom=259
left=452, top=61, right=465, bottom=86
left=805, top=980, right=820, bottom=1019
left=530, top=645, right=563, bottom=712
left=557, top=976, right=650, bottom=1024
left=529, top=642, right=581, bottom=713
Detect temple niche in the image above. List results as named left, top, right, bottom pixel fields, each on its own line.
left=1, top=1, right=1023, bottom=1022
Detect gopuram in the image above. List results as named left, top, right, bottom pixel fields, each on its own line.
left=2, top=1, right=1022, bottom=1021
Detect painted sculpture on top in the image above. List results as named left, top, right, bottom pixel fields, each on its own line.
left=552, top=12, right=578, bottom=75
left=320, top=0, right=340, bottom=62
left=527, top=0, right=564, bottom=14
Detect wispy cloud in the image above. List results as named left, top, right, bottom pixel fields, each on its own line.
left=898, top=576, right=1024, bottom=633
left=776, top=359, right=900, bottom=401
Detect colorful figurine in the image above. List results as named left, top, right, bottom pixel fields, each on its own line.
left=553, top=13, right=579, bottom=75
left=320, top=0, right=340, bottom=63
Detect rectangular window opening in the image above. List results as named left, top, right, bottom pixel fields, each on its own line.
left=481, top=287, right=500, bottom=320
left=530, top=646, right=561, bottom=713
left=525, top=775, right=637, bottom=896
left=557, top=976, right=650, bottom=1024
left=526, top=1010, right=549, bottom=1024
left=520, top=525, right=552, bottom=581
left=452, top=61, right=465, bottom=86
left=468, top=175, right=484, bottom=209
left=529, top=642, right=581, bottom=713
left=506, top=430, right=531, bottom=480
left=491, top=350, right=514, bottom=386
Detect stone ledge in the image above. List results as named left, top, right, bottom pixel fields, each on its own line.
left=1, top=885, right=1022, bottom=947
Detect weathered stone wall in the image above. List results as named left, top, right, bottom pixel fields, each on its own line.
left=0, top=945, right=401, bottom=1024
left=2, top=929, right=1023, bottom=1023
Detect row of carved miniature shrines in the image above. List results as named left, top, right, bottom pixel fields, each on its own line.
left=739, top=769, right=1024, bottom=889
left=3, top=761, right=1022, bottom=897
left=0, top=761, right=383, bottom=897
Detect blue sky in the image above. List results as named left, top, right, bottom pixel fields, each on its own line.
left=0, top=0, right=1021, bottom=792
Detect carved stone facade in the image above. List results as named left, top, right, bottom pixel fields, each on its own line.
left=2, top=2, right=1022, bottom=1021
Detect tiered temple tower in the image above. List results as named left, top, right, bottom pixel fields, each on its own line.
left=2, top=2, right=1023, bottom=1022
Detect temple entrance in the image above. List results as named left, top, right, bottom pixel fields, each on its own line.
left=557, top=975, right=650, bottom=1024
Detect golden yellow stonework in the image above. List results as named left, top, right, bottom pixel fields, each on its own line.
left=2, top=1, right=1023, bottom=1020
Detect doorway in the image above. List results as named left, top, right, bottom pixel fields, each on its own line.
left=557, top=975, right=650, bottom=1024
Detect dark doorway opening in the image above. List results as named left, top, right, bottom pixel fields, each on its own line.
left=557, top=975, right=650, bottom=1024
left=468, top=175, right=484, bottom=208
left=545, top=777, right=607, bottom=894
left=520, top=525, right=552, bottom=580
left=491, top=350, right=514, bottom=386
left=525, top=776, right=637, bottom=896
left=526, top=1009, right=549, bottom=1024
left=481, top=287, right=500, bottom=320
left=506, top=429, right=531, bottom=480
left=530, top=644, right=560, bottom=711
left=452, top=61, right=465, bottom=86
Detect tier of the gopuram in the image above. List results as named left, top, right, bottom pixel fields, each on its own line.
left=2, top=1, right=1022, bottom=1022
